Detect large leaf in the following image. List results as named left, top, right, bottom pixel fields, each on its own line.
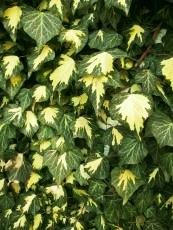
left=43, top=149, right=82, bottom=184
left=110, top=94, right=152, bottom=136
left=118, top=136, right=148, bottom=164
left=111, top=166, right=144, bottom=205
left=149, top=112, right=173, bottom=147
left=22, top=10, right=61, bottom=46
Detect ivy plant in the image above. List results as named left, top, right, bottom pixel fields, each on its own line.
left=1, top=0, right=173, bottom=229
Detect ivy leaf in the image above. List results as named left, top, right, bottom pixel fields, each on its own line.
left=110, top=94, right=152, bottom=136
left=22, top=10, right=61, bottom=46
left=0, top=123, right=16, bottom=153
left=2, top=55, right=23, bottom=79
left=118, top=136, right=148, bottom=164
left=23, top=111, right=39, bottom=137
left=89, top=30, right=122, bottom=50
left=32, top=213, right=42, bottom=230
left=40, top=107, right=59, bottom=125
left=161, top=57, right=173, bottom=90
left=3, top=6, right=22, bottom=41
left=111, top=127, right=123, bottom=145
left=111, top=167, right=144, bottom=204
left=150, top=112, right=173, bottom=147
left=48, top=0, right=63, bottom=18
left=88, top=180, right=106, bottom=197
left=74, top=116, right=92, bottom=139
left=16, top=88, right=33, bottom=110
left=49, top=55, right=76, bottom=91
left=84, top=52, right=114, bottom=75
left=46, top=185, right=65, bottom=200
left=26, top=172, right=41, bottom=191
left=32, top=85, right=50, bottom=102
left=43, top=150, right=82, bottom=185
left=79, top=75, right=108, bottom=111
left=32, top=153, right=43, bottom=170
left=127, top=24, right=144, bottom=50
left=27, top=45, right=55, bottom=75
left=159, top=153, right=173, bottom=182
left=84, top=157, right=103, bottom=175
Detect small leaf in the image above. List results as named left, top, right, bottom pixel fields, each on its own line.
left=148, top=168, right=159, bottom=183
left=40, top=107, right=59, bottom=125
left=3, top=6, right=22, bottom=41
left=33, top=214, right=42, bottom=230
left=17, top=88, right=32, bottom=109
left=161, top=57, right=173, bottom=90
left=127, top=24, right=144, bottom=50
left=49, top=0, right=63, bottom=17
left=22, top=194, right=36, bottom=213
left=13, top=215, right=27, bottom=229
left=84, top=157, right=103, bottom=174
left=74, top=116, right=92, bottom=139
left=2, top=55, right=22, bottom=79
left=32, top=153, right=43, bottom=170
left=46, top=185, right=64, bottom=200
left=85, top=52, right=114, bottom=75
left=112, top=128, right=123, bottom=145
left=50, top=55, right=76, bottom=90
left=22, top=10, right=61, bottom=46
left=24, top=111, right=39, bottom=136
left=32, top=85, right=49, bottom=102
left=26, top=172, right=41, bottom=190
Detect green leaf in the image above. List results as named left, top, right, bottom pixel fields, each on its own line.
left=16, top=88, right=32, bottom=110
left=22, top=10, right=61, bottom=46
left=111, top=166, right=144, bottom=204
left=88, top=180, right=106, bottom=197
left=118, top=136, right=148, bottom=164
left=159, top=153, right=173, bottom=182
left=150, top=112, right=173, bottom=147
left=88, top=30, right=122, bottom=50
left=0, top=123, right=15, bottom=153
left=43, top=149, right=82, bottom=185
left=105, top=0, right=132, bottom=15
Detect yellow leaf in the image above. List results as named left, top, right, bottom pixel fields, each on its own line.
left=117, top=169, right=136, bottom=191
left=165, top=196, right=173, bottom=209
left=41, top=107, right=59, bottom=124
left=22, top=194, right=36, bottom=213
left=40, top=140, right=51, bottom=152
left=97, top=30, right=104, bottom=41
left=161, top=57, right=173, bottom=90
left=33, top=85, right=47, bottom=102
left=72, top=0, right=80, bottom=11
left=0, top=178, right=5, bottom=191
left=10, top=75, right=22, bottom=87
left=56, top=136, right=65, bottom=149
left=72, top=93, right=88, bottom=107
left=66, top=173, right=75, bottom=184
left=79, top=164, right=90, bottom=180
left=127, top=25, right=144, bottom=50
left=63, top=29, right=85, bottom=49
left=84, top=157, right=103, bottom=174
left=8, top=107, right=22, bottom=122
left=46, top=185, right=64, bottom=200
left=33, top=45, right=53, bottom=70
left=118, top=0, right=127, bottom=8
left=25, top=111, right=38, bottom=134
left=3, top=41, right=15, bottom=50
left=33, top=214, right=42, bottom=230
left=27, top=172, right=41, bottom=190
left=112, top=128, right=123, bottom=145
left=32, top=153, right=43, bottom=170
left=75, top=221, right=84, bottom=230
left=73, top=188, right=89, bottom=196
left=11, top=180, right=20, bottom=193
left=148, top=168, right=159, bottom=183
left=3, top=6, right=22, bottom=33
left=50, top=55, right=76, bottom=90
left=86, top=52, right=113, bottom=75
left=3, top=55, right=20, bottom=78
left=49, top=0, right=63, bottom=16
left=13, top=215, right=26, bottom=229
left=79, top=75, right=108, bottom=110
left=74, top=116, right=92, bottom=139
left=116, top=94, right=151, bottom=136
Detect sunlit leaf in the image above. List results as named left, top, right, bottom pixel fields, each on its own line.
left=74, top=116, right=92, bottom=139
left=46, top=185, right=64, bottom=200
left=40, top=107, right=59, bottom=125
left=13, top=215, right=26, bottom=229
left=26, top=172, right=41, bottom=190
left=161, top=57, right=173, bottom=90
left=127, top=25, right=144, bottom=50
left=33, top=85, right=49, bottom=102
left=2, top=55, right=21, bottom=79
left=24, top=111, right=39, bottom=136
left=50, top=55, right=76, bottom=90
left=32, top=153, right=43, bottom=170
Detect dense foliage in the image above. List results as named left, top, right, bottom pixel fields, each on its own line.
left=1, top=0, right=173, bottom=229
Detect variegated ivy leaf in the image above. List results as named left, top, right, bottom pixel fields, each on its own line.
left=161, top=57, right=173, bottom=90
left=127, top=24, right=144, bottom=50
left=28, top=45, right=55, bottom=75
left=89, top=30, right=122, bottom=50
left=13, top=215, right=26, bottom=229
left=111, top=167, right=144, bottom=205
left=43, top=150, right=82, bottom=185
left=23, top=111, right=39, bottom=137
left=148, top=168, right=159, bottom=183
left=49, top=0, right=63, bottom=18
left=84, top=52, right=114, bottom=75
left=33, top=213, right=42, bottom=230
left=2, top=55, right=23, bottom=79
left=110, top=94, right=152, bottom=136
left=26, top=172, right=41, bottom=191
left=84, top=157, right=103, bottom=175
left=72, top=93, right=88, bottom=108
left=79, top=75, right=109, bottom=111
left=16, top=88, right=33, bottom=110
left=32, top=85, right=50, bottom=102
left=3, top=6, right=22, bottom=41
left=22, top=10, right=61, bottom=46
left=60, top=29, right=87, bottom=53
left=46, top=185, right=64, bottom=200
left=22, top=194, right=36, bottom=213
left=104, top=0, right=132, bottom=15
left=72, top=0, right=80, bottom=13
left=112, top=128, right=123, bottom=145
left=40, top=107, right=59, bottom=125
left=32, top=153, right=43, bottom=170
left=50, top=55, right=76, bottom=91
left=74, top=116, right=92, bottom=139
